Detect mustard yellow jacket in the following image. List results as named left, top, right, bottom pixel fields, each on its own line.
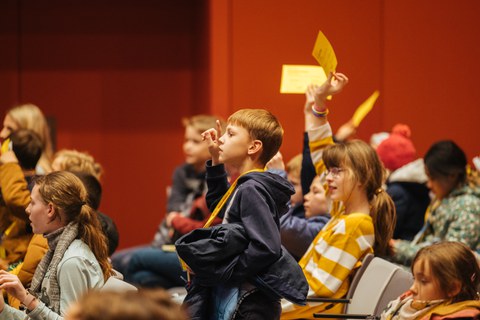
left=0, top=162, right=33, bottom=265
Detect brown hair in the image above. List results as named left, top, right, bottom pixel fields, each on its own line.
left=7, top=103, right=54, bottom=172
left=412, top=241, right=480, bottom=303
left=323, top=139, right=396, bottom=256
left=68, top=289, right=188, bottom=320
left=34, top=171, right=112, bottom=279
left=10, top=128, right=43, bottom=170
left=228, top=109, right=283, bottom=165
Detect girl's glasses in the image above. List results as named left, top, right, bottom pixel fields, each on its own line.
left=325, top=167, right=344, bottom=178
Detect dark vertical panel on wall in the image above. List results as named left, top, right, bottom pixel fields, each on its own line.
left=1, top=0, right=206, bottom=247
left=0, top=0, right=20, bottom=108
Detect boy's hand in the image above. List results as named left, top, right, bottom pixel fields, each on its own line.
left=201, top=120, right=223, bottom=165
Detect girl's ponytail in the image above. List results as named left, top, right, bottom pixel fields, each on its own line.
left=370, top=189, right=396, bottom=256
left=77, top=204, right=113, bottom=280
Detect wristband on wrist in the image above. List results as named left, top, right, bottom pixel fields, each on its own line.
left=311, top=105, right=329, bottom=118
left=21, top=292, right=36, bottom=310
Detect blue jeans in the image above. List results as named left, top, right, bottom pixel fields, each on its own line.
left=124, top=247, right=186, bottom=289
left=111, top=244, right=151, bottom=276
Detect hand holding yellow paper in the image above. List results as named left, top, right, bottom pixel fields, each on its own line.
left=280, top=65, right=327, bottom=94
left=312, top=31, right=338, bottom=77
left=352, top=90, right=380, bottom=127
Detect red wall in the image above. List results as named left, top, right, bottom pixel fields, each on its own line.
left=0, top=0, right=210, bottom=248
left=1, top=0, right=479, bottom=248
left=209, top=0, right=480, bottom=163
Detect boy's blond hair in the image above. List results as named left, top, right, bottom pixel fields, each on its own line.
left=228, top=109, right=283, bottom=165
left=53, top=149, right=103, bottom=180
left=182, top=115, right=225, bottom=135
left=286, top=154, right=302, bottom=179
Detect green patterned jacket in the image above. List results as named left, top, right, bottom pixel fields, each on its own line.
left=393, top=184, right=480, bottom=266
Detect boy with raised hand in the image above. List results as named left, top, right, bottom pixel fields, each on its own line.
left=180, top=109, right=306, bottom=319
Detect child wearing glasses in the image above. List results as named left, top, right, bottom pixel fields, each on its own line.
left=281, top=72, right=396, bottom=319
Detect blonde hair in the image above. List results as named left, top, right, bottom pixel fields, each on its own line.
left=182, top=114, right=225, bottom=134
left=53, top=149, right=103, bottom=180
left=323, top=140, right=396, bottom=256
left=413, top=241, right=480, bottom=302
left=7, top=103, right=54, bottom=172
left=286, top=154, right=302, bottom=179
left=228, top=109, right=283, bottom=165
left=34, top=171, right=112, bottom=280
left=69, top=289, right=188, bottom=320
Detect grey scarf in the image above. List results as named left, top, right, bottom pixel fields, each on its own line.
left=29, top=222, right=79, bottom=313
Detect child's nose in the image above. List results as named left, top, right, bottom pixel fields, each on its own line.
left=409, top=281, right=417, bottom=294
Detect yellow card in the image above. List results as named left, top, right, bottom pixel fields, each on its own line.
left=1, top=138, right=11, bottom=154
left=312, top=31, right=338, bottom=77
left=280, top=65, right=327, bottom=94
left=352, top=90, right=380, bottom=127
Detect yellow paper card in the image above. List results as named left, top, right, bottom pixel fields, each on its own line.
left=1, top=138, right=11, bottom=154
left=312, top=31, right=338, bottom=77
left=352, top=90, right=380, bottom=127
left=280, top=65, right=327, bottom=94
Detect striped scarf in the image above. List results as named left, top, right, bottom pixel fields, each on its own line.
left=29, top=222, right=79, bottom=313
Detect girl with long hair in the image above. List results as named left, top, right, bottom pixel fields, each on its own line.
left=0, top=171, right=112, bottom=319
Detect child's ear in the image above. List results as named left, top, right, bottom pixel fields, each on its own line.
left=447, top=280, right=462, bottom=299
left=46, top=203, right=56, bottom=221
left=247, top=140, right=263, bottom=156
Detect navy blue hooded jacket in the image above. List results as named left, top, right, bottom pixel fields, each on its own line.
left=204, top=161, right=295, bottom=283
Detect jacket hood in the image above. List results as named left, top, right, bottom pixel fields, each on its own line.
left=238, top=171, right=295, bottom=216
left=388, top=158, right=427, bottom=184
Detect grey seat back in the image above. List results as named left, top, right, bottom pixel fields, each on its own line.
left=347, top=257, right=412, bottom=317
